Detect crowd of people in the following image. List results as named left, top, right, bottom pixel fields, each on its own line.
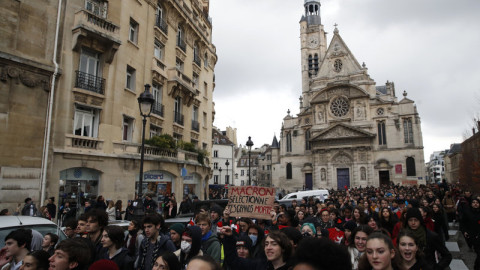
left=0, top=182, right=479, bottom=270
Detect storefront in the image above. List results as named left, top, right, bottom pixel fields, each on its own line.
left=59, top=167, right=100, bottom=209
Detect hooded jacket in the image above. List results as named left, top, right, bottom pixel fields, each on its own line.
left=137, top=232, right=176, bottom=270
left=175, top=226, right=203, bottom=268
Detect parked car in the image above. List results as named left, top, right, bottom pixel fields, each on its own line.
left=164, top=199, right=229, bottom=228
left=278, top=189, right=329, bottom=207
left=0, top=216, right=67, bottom=247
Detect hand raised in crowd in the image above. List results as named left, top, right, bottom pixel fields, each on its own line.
left=220, top=225, right=233, bottom=236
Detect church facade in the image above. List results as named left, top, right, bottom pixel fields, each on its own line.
left=270, top=0, right=426, bottom=191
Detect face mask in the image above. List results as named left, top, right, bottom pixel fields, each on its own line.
left=181, top=241, right=191, bottom=253
left=249, top=234, right=258, bottom=246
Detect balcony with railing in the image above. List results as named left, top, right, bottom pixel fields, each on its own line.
left=192, top=120, right=199, bottom=132
left=152, top=102, right=164, bottom=117
left=72, top=10, right=121, bottom=63
left=174, top=111, right=184, bottom=125
left=177, top=38, right=186, bottom=52
left=75, top=71, right=105, bottom=94
left=155, top=15, right=168, bottom=35
left=65, top=134, right=103, bottom=150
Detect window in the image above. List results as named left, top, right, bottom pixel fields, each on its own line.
left=403, top=118, right=414, bottom=144
left=122, top=116, right=134, bottom=142
left=213, top=150, right=218, bottom=158
left=77, top=48, right=103, bottom=93
left=152, top=83, right=163, bottom=116
left=213, top=162, right=218, bottom=169
left=267, top=165, right=271, bottom=171
left=85, top=0, right=107, bottom=18
left=177, top=26, right=186, bottom=51
left=74, top=105, right=99, bottom=137
left=126, top=66, right=136, bottom=90
left=241, top=170, right=244, bottom=176
left=267, top=155, right=271, bottom=161
left=213, top=175, right=218, bottom=184
left=193, top=44, right=201, bottom=66
left=129, top=19, right=138, bottom=44
left=192, top=106, right=199, bottom=131
left=149, top=125, right=162, bottom=138
left=203, top=112, right=207, bottom=128
left=176, top=58, right=184, bottom=72
left=202, top=143, right=207, bottom=150
left=174, top=96, right=183, bottom=125
left=204, top=82, right=208, bottom=96
left=286, top=163, right=292, bottom=179
left=204, top=53, right=208, bottom=68
left=308, top=54, right=319, bottom=76
left=378, top=121, right=387, bottom=145
left=154, top=39, right=164, bottom=60
left=305, top=129, right=311, bottom=150
left=286, top=132, right=292, bottom=152
left=406, top=157, right=416, bottom=176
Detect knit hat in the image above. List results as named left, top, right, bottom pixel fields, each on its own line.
left=88, top=259, right=119, bottom=270
left=235, top=234, right=253, bottom=252
left=170, top=223, right=185, bottom=235
left=406, top=208, right=424, bottom=225
left=343, top=220, right=357, bottom=232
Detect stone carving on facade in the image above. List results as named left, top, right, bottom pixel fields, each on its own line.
left=74, top=93, right=88, bottom=103
left=91, top=97, right=103, bottom=106
left=316, top=104, right=325, bottom=123
left=322, top=126, right=357, bottom=139
left=191, top=132, right=199, bottom=139
left=176, top=49, right=186, bottom=61
left=321, top=168, right=326, bottom=181
left=332, top=153, right=351, bottom=164
left=328, top=43, right=347, bottom=58
left=328, top=88, right=349, bottom=99
left=0, top=66, right=50, bottom=91
left=355, top=101, right=366, bottom=120
left=360, top=167, right=366, bottom=181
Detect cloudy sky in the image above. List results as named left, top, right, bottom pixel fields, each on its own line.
left=209, top=0, right=480, bottom=161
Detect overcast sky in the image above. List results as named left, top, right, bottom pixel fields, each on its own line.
left=209, top=0, right=480, bottom=162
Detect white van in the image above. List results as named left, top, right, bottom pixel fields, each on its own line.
left=278, top=189, right=329, bottom=205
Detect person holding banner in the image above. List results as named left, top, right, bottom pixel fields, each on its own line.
left=221, top=226, right=292, bottom=270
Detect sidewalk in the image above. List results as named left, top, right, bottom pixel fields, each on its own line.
left=446, top=221, right=475, bottom=270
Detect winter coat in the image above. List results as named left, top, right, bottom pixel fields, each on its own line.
left=423, top=229, right=452, bottom=270
left=102, top=248, right=134, bottom=270
left=201, top=231, right=221, bottom=263
left=137, top=234, right=176, bottom=270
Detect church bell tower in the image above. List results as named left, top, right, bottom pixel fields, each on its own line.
left=300, top=0, right=327, bottom=107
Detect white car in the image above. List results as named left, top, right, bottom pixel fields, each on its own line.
left=0, top=216, right=67, bottom=247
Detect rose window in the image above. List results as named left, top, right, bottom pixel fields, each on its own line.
left=377, top=108, right=384, bottom=116
left=330, top=96, right=349, bottom=117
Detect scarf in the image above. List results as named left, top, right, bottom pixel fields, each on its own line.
left=201, top=230, right=212, bottom=242
left=407, top=226, right=427, bottom=249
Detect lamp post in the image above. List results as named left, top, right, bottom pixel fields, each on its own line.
left=225, top=160, right=230, bottom=184
left=246, top=136, right=254, bottom=186
left=219, top=167, right=222, bottom=184
left=135, top=84, right=154, bottom=219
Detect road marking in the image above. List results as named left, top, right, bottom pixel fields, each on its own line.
left=448, top=229, right=457, bottom=236
left=449, top=259, right=468, bottom=270
left=445, top=241, right=460, bottom=252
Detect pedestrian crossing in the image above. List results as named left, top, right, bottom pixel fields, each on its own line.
left=446, top=222, right=469, bottom=270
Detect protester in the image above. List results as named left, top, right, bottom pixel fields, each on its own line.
left=290, top=237, right=351, bottom=270
left=41, top=233, right=58, bottom=256
left=186, top=256, right=221, bottom=270
left=396, top=230, right=431, bottom=270
left=348, top=225, right=373, bottom=270
left=76, top=214, right=88, bottom=237
left=195, top=214, right=221, bottom=263
left=169, top=223, right=185, bottom=250
left=247, top=224, right=265, bottom=259
left=21, top=198, right=38, bottom=217
left=115, top=200, right=124, bottom=220
left=85, top=209, right=109, bottom=260
left=152, top=252, right=181, bottom=270
left=460, top=197, right=480, bottom=270
left=358, top=232, right=402, bottom=270
left=137, top=214, right=176, bottom=270
left=100, top=226, right=134, bottom=270
left=174, top=226, right=203, bottom=270
left=124, top=220, right=144, bottom=258
left=46, top=197, right=56, bottom=221
left=49, top=238, right=91, bottom=270
left=19, top=250, right=49, bottom=270
left=235, top=235, right=253, bottom=259
left=0, top=229, right=32, bottom=270
left=106, top=201, right=116, bottom=222
left=63, top=219, right=77, bottom=239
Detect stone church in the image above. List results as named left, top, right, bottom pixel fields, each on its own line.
left=269, top=0, right=426, bottom=191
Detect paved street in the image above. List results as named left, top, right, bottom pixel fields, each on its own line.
left=447, top=222, right=475, bottom=270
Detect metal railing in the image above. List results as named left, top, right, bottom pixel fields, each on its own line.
left=174, top=111, right=184, bottom=125
left=75, top=70, right=105, bottom=94
left=177, top=38, right=186, bottom=52
left=155, top=14, right=168, bottom=35
left=152, top=102, right=164, bottom=117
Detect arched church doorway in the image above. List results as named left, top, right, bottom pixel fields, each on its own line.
left=379, top=170, right=390, bottom=186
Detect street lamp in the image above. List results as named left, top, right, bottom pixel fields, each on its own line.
left=246, top=136, right=254, bottom=185
left=219, top=167, right=222, bottom=184
left=225, top=160, right=230, bottom=184
left=136, top=84, right=154, bottom=203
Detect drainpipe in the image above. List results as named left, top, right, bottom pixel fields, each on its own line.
left=40, top=0, right=62, bottom=204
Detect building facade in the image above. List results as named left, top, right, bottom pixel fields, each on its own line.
left=426, top=151, right=445, bottom=183
left=209, top=128, right=235, bottom=185
left=444, top=143, right=461, bottom=184
left=0, top=0, right=217, bottom=211
left=271, top=0, right=426, bottom=191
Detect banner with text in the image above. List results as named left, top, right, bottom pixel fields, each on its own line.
left=226, top=186, right=276, bottom=219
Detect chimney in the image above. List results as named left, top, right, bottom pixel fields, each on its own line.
left=473, top=127, right=476, bottom=135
